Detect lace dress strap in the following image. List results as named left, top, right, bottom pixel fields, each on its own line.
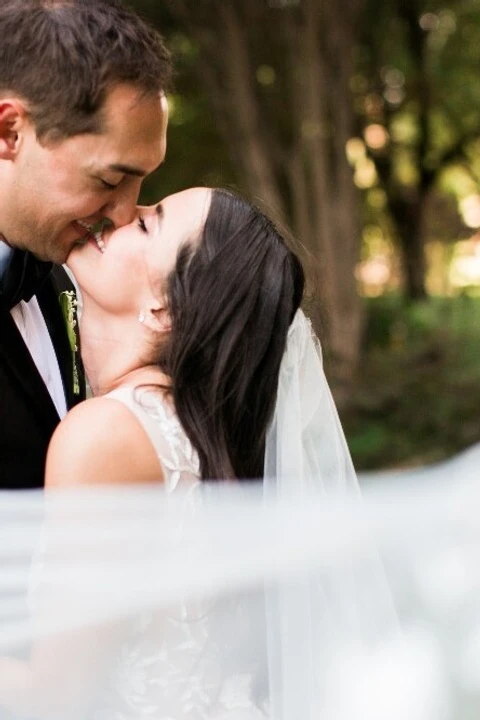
left=104, top=386, right=200, bottom=492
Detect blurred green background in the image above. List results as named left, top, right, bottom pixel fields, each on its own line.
left=129, top=0, right=480, bottom=471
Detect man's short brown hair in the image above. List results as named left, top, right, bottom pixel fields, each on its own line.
left=0, top=0, right=172, bottom=142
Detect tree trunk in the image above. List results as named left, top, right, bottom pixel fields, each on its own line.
left=286, top=0, right=364, bottom=396
left=394, top=198, right=428, bottom=301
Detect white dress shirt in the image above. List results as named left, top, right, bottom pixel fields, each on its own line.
left=1, top=240, right=67, bottom=419
left=0, top=240, right=12, bottom=276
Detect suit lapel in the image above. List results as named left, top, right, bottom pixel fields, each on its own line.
left=36, top=279, right=76, bottom=409
left=0, top=301, right=60, bottom=438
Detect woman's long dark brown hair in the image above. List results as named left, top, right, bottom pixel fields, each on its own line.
left=159, top=190, right=305, bottom=481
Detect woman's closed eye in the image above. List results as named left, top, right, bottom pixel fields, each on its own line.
left=138, top=216, right=148, bottom=233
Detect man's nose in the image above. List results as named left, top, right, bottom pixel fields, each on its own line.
left=103, top=179, right=143, bottom=228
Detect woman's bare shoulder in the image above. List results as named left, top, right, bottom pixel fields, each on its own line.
left=45, top=396, right=164, bottom=488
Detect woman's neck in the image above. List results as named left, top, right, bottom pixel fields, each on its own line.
left=79, top=307, right=169, bottom=397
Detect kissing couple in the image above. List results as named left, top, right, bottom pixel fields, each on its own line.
left=0, top=1, right=371, bottom=719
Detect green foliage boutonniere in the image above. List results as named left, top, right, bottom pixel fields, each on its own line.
left=59, top=290, right=80, bottom=396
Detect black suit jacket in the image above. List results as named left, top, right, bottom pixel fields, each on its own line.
left=0, top=267, right=85, bottom=489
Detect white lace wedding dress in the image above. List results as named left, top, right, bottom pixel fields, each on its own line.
left=91, top=386, right=268, bottom=720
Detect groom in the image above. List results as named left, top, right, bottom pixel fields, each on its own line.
left=0, top=0, right=170, bottom=490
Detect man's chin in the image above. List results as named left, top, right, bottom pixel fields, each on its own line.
left=32, top=249, right=67, bottom=265
left=49, top=237, right=80, bottom=265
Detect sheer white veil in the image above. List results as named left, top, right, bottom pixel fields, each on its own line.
left=1, top=310, right=480, bottom=718
left=264, top=308, right=361, bottom=496
left=263, top=309, right=400, bottom=719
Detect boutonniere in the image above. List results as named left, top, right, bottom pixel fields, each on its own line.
left=59, top=290, right=80, bottom=396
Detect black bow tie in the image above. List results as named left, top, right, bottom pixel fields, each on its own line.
left=0, top=249, right=52, bottom=310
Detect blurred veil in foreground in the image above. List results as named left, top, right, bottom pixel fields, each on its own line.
left=0, top=442, right=479, bottom=720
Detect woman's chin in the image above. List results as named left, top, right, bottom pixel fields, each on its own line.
left=65, top=244, right=83, bottom=271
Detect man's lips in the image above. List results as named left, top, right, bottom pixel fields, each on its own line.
left=72, top=221, right=106, bottom=253
left=72, top=220, right=94, bottom=242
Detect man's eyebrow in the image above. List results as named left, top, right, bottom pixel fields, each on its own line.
left=108, top=161, right=163, bottom=178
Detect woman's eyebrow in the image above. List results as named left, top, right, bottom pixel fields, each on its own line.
left=156, top=203, right=164, bottom=217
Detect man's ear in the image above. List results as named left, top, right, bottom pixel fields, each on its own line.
left=0, top=101, right=27, bottom=160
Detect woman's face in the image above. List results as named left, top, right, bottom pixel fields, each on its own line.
left=67, top=187, right=212, bottom=318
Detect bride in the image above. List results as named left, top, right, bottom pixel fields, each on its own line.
left=2, top=187, right=358, bottom=719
